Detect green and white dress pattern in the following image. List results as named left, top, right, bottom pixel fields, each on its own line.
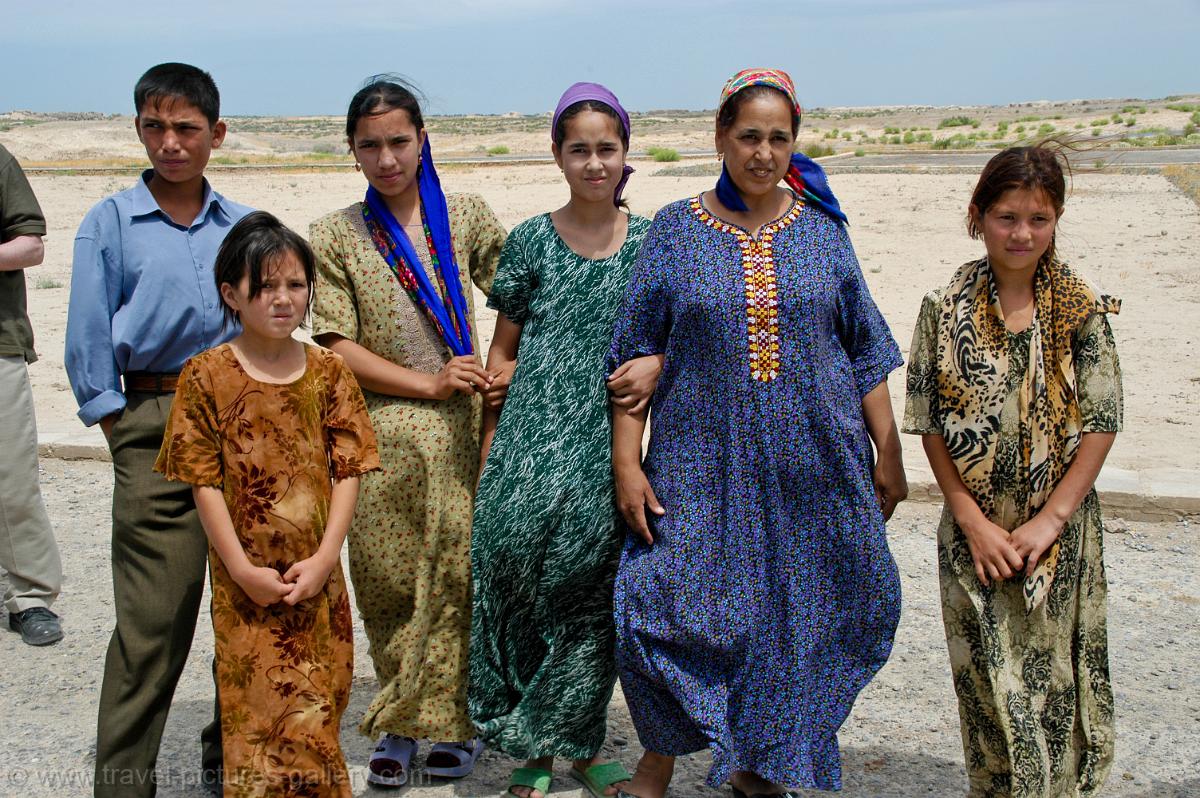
left=469, top=212, right=650, bottom=759
left=904, top=293, right=1123, bottom=798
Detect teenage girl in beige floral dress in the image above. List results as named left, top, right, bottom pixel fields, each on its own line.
left=309, top=77, right=505, bottom=788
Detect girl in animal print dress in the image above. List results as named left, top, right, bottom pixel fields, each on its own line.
left=902, top=143, right=1123, bottom=798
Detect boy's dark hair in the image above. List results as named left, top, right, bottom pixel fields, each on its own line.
left=346, top=75, right=425, bottom=143
left=214, top=211, right=316, bottom=325
left=716, top=85, right=801, bottom=138
left=968, top=141, right=1071, bottom=264
left=134, top=63, right=220, bottom=125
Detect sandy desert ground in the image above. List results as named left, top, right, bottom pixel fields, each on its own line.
left=13, top=159, right=1200, bottom=481
left=0, top=460, right=1195, bottom=797
left=4, top=94, right=1198, bottom=165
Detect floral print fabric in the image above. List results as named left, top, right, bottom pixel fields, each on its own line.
left=904, top=292, right=1123, bottom=798
left=607, top=195, right=904, bottom=790
left=308, top=194, right=503, bottom=741
left=469, top=213, right=650, bottom=759
left=155, top=343, right=380, bottom=797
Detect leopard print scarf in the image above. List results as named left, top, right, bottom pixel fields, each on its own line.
left=935, top=256, right=1120, bottom=610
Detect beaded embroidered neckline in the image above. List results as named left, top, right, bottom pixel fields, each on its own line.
left=688, top=195, right=805, bottom=383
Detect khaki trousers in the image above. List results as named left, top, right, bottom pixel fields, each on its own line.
left=93, top=391, right=220, bottom=798
left=0, top=355, right=62, bottom=615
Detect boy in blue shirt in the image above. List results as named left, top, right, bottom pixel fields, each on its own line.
left=65, top=62, right=251, bottom=798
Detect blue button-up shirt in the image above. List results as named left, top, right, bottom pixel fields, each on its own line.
left=65, top=170, right=253, bottom=425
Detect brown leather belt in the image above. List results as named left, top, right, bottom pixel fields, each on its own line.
left=123, top=371, right=181, bottom=394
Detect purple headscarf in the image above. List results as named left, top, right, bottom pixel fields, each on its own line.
left=552, top=81, right=635, bottom=207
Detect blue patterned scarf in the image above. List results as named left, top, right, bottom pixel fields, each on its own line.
left=363, top=135, right=474, bottom=356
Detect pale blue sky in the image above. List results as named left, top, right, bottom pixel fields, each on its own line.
left=4, top=0, right=1198, bottom=115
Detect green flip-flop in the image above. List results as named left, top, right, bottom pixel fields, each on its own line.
left=507, top=766, right=553, bottom=797
left=569, top=761, right=634, bottom=798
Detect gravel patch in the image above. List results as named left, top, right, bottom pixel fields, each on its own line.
left=0, top=459, right=1195, bottom=796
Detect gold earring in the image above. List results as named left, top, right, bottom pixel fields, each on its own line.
left=354, top=162, right=362, bottom=172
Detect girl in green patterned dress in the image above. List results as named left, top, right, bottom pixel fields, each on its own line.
left=902, top=143, right=1122, bottom=798
left=468, top=83, right=660, bottom=798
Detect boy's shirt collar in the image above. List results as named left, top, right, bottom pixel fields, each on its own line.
left=126, top=169, right=232, bottom=226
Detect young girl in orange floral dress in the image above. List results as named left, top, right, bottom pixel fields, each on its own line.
left=156, top=211, right=380, bottom=796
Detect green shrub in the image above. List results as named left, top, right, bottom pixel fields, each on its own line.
left=854, top=149, right=865, bottom=157
left=903, top=131, right=915, bottom=144
left=647, top=146, right=680, bottom=162
left=486, top=145, right=510, bottom=156
left=1125, top=118, right=1136, bottom=127
left=932, top=134, right=973, bottom=150
left=34, top=277, right=63, bottom=290
left=1037, top=123, right=1055, bottom=135
left=801, top=143, right=835, bottom=158
left=884, top=126, right=900, bottom=134
left=1122, top=105, right=1147, bottom=114
left=938, top=115, right=979, bottom=128
left=916, top=131, right=933, bottom=142
left=1015, top=125, right=1026, bottom=134
left=1166, top=103, right=1197, bottom=112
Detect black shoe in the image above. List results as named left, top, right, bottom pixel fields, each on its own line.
left=8, top=607, right=63, bottom=646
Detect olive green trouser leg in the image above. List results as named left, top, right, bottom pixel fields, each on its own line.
left=93, top=392, right=221, bottom=798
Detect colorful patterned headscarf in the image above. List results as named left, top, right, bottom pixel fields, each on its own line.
left=715, top=68, right=847, bottom=224
left=934, top=256, right=1120, bottom=610
left=718, top=68, right=802, bottom=121
left=552, top=81, right=635, bottom=207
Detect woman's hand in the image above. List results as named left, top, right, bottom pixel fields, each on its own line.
left=480, top=360, right=515, bottom=410
left=872, top=448, right=908, bottom=521
left=860, top=381, right=907, bottom=520
left=232, top=564, right=293, bottom=607
left=614, top=464, right=665, bottom=545
left=428, top=355, right=492, bottom=400
left=1009, top=513, right=1064, bottom=578
left=608, top=355, right=665, bottom=415
left=960, top=517, right=1025, bottom=587
left=281, top=554, right=336, bottom=605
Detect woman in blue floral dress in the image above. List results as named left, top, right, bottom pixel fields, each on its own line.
left=608, top=69, right=907, bottom=798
